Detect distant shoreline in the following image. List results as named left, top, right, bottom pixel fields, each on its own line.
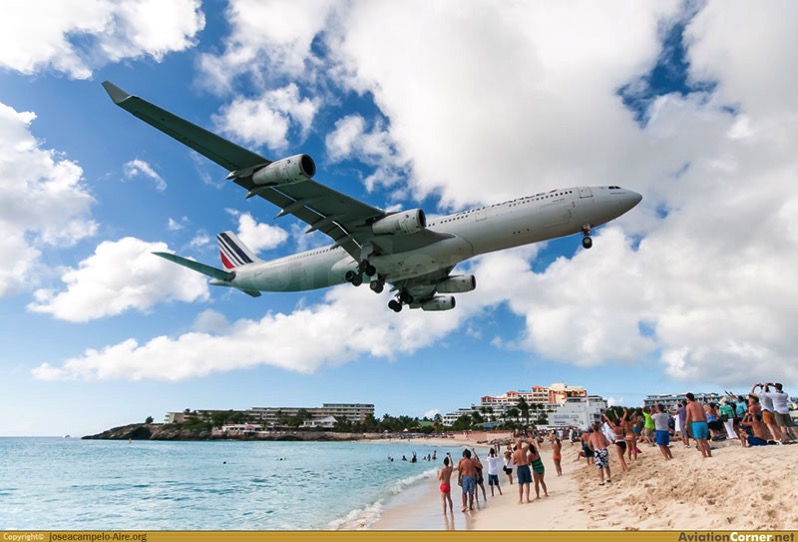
left=81, top=422, right=473, bottom=442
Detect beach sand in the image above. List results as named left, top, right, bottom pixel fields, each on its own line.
left=368, top=434, right=798, bottom=531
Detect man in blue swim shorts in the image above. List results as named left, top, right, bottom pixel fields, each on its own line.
left=512, top=438, right=532, bottom=503
left=685, top=392, right=712, bottom=458
left=457, top=449, right=478, bottom=511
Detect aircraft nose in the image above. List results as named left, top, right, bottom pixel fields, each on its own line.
left=625, top=190, right=643, bottom=209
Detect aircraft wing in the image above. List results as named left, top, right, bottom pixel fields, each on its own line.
left=102, top=82, right=450, bottom=259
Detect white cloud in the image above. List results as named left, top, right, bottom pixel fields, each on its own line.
left=28, top=237, right=209, bottom=322
left=226, top=211, right=289, bottom=253
left=197, top=0, right=337, bottom=93
left=0, top=101, right=96, bottom=296
left=213, top=84, right=320, bottom=151
left=0, top=0, right=205, bottom=79
left=32, top=283, right=468, bottom=381
left=123, top=159, right=167, bottom=191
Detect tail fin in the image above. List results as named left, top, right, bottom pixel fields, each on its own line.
left=217, top=231, right=260, bottom=270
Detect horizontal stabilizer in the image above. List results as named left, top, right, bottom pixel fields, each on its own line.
left=153, top=252, right=234, bottom=281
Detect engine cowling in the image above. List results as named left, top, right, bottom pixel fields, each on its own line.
left=436, top=275, right=476, bottom=293
left=372, top=209, right=426, bottom=235
left=251, top=154, right=316, bottom=186
left=421, top=295, right=456, bottom=311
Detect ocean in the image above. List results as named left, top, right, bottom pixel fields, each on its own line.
left=0, top=437, right=462, bottom=530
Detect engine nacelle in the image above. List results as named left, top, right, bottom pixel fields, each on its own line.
left=436, top=275, right=476, bottom=293
left=251, top=154, right=316, bottom=186
left=420, top=295, right=456, bottom=311
left=371, top=209, right=426, bottom=235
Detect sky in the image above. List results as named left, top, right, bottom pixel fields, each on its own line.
left=2, top=0, right=797, bottom=437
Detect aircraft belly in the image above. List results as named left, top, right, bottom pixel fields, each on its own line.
left=372, top=235, right=474, bottom=282
left=234, top=251, right=350, bottom=292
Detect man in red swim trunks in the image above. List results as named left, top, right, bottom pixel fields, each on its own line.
left=437, top=453, right=454, bottom=515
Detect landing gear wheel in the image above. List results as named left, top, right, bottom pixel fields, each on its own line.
left=345, top=270, right=356, bottom=283
left=399, top=291, right=414, bottom=304
left=351, top=273, right=363, bottom=287
left=388, top=299, right=403, bottom=312
left=364, top=264, right=377, bottom=277
left=581, top=224, right=593, bottom=250
left=370, top=280, right=385, bottom=294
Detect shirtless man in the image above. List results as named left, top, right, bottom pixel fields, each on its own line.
left=512, top=438, right=532, bottom=504
left=587, top=422, right=612, bottom=485
left=684, top=392, right=712, bottom=458
left=457, top=449, right=478, bottom=512
left=437, top=454, right=454, bottom=515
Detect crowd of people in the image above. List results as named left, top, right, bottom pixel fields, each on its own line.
left=435, top=382, right=797, bottom=509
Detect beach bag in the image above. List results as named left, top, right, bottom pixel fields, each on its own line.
left=719, top=414, right=729, bottom=422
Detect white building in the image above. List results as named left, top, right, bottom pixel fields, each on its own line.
left=549, top=396, right=607, bottom=429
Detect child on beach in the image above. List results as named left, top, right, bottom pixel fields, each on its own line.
left=437, top=454, right=454, bottom=515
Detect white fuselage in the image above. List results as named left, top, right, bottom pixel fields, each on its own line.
left=229, top=186, right=641, bottom=293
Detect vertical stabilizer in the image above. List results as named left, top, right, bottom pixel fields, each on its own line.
left=217, top=231, right=260, bottom=270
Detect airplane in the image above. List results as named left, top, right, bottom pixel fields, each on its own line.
left=102, top=81, right=642, bottom=313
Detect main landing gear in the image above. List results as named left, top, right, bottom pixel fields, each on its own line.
left=581, top=224, right=593, bottom=249
left=388, top=290, right=413, bottom=313
left=344, top=256, right=409, bottom=313
left=345, top=259, right=378, bottom=288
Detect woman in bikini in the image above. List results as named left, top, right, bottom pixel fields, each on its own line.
left=526, top=442, right=548, bottom=499
left=602, top=412, right=629, bottom=472
left=551, top=436, right=563, bottom=476
left=622, top=407, right=639, bottom=461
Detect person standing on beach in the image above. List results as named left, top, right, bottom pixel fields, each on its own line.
left=684, top=392, right=712, bottom=458
left=602, top=412, right=629, bottom=473
left=587, top=422, right=612, bottom=485
left=651, top=404, right=673, bottom=460
left=752, top=383, right=784, bottom=443
left=486, top=448, right=504, bottom=496
left=437, top=454, right=454, bottom=515
left=765, top=382, right=798, bottom=442
left=457, top=449, right=478, bottom=512
left=471, top=448, right=488, bottom=503
left=676, top=400, right=690, bottom=448
left=527, top=442, right=548, bottom=499
left=551, top=436, right=563, bottom=476
left=503, top=447, right=514, bottom=485
left=512, top=438, right=532, bottom=504
left=622, top=408, right=639, bottom=461
left=642, top=406, right=656, bottom=446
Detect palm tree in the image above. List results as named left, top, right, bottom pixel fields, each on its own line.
left=517, top=397, right=530, bottom=427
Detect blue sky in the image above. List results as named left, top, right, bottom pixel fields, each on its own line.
left=2, top=1, right=798, bottom=436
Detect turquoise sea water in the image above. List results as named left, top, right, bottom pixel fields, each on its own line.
left=0, top=437, right=461, bottom=530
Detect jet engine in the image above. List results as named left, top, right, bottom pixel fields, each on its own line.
left=436, top=275, right=476, bottom=293
left=420, top=295, right=456, bottom=311
left=251, top=154, right=316, bottom=186
left=372, top=209, right=426, bottom=235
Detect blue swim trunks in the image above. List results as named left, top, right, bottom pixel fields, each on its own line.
left=516, top=464, right=532, bottom=485
left=691, top=421, right=709, bottom=440
left=461, top=475, right=476, bottom=495
left=655, top=430, right=670, bottom=446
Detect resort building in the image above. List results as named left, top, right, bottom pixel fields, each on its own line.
left=165, top=403, right=374, bottom=428
left=443, top=383, right=593, bottom=427
left=248, top=403, right=375, bottom=426
left=643, top=392, right=723, bottom=411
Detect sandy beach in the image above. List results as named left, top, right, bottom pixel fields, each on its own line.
left=368, top=433, right=798, bottom=531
